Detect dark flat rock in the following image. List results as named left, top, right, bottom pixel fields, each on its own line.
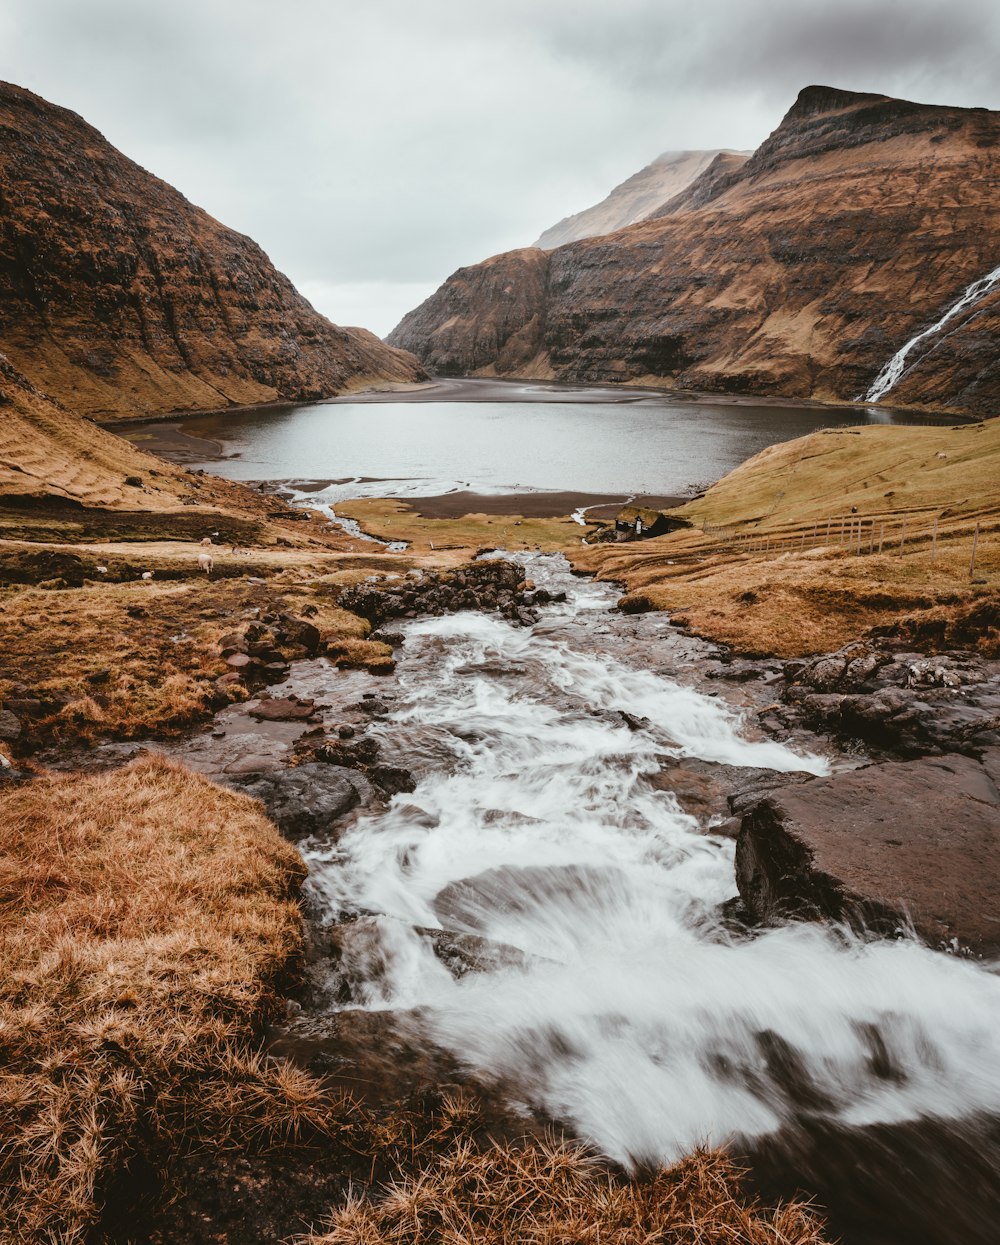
left=248, top=695, right=318, bottom=722
left=225, top=762, right=370, bottom=841
left=736, top=755, right=1000, bottom=955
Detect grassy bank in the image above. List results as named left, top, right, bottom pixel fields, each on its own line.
left=0, top=546, right=396, bottom=749
left=300, top=1125, right=827, bottom=1245
left=0, top=756, right=336, bottom=1241
left=335, top=497, right=581, bottom=554
left=573, top=419, right=1000, bottom=656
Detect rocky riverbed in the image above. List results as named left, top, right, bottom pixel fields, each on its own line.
left=8, top=551, right=999, bottom=1245
left=60, top=552, right=993, bottom=1244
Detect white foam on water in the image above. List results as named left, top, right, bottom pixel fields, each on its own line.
left=303, top=553, right=1000, bottom=1168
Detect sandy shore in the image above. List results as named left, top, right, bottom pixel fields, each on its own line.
left=331, top=376, right=671, bottom=405
left=369, top=491, right=689, bottom=519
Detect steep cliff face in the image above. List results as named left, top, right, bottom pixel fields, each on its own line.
left=0, top=82, right=424, bottom=422
left=390, top=86, right=1000, bottom=415
left=532, top=149, right=748, bottom=249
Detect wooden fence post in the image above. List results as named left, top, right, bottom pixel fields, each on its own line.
left=932, top=516, right=939, bottom=563
left=879, top=522, right=885, bottom=554
left=970, top=521, right=980, bottom=579
left=899, top=521, right=906, bottom=555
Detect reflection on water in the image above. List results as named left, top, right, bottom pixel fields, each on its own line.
left=120, top=383, right=947, bottom=499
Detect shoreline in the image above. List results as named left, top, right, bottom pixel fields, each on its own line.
left=282, top=486, right=692, bottom=521
left=98, top=375, right=975, bottom=431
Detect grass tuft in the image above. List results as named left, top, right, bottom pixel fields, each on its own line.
left=0, top=755, right=345, bottom=1241
left=299, top=1121, right=828, bottom=1245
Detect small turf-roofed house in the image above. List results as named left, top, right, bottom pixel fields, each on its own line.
left=614, top=506, right=679, bottom=541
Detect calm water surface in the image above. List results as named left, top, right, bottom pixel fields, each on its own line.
left=123, top=381, right=934, bottom=499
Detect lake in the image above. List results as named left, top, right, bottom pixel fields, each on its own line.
left=120, top=378, right=940, bottom=507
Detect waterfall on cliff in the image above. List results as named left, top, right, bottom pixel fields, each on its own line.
left=863, top=263, right=1000, bottom=403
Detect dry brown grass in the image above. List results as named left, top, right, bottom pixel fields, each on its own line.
left=0, top=755, right=349, bottom=1242
left=0, top=578, right=240, bottom=745
left=302, top=1096, right=827, bottom=1245
left=0, top=559, right=399, bottom=748
left=574, top=420, right=1000, bottom=656
left=335, top=498, right=579, bottom=557
left=325, top=636, right=397, bottom=673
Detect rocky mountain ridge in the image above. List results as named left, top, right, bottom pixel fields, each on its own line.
left=532, top=148, right=748, bottom=248
left=389, top=85, right=1000, bottom=415
left=0, top=81, right=424, bottom=422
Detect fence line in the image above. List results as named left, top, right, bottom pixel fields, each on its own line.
left=702, top=510, right=994, bottom=580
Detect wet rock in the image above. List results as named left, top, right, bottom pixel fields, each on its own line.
left=226, top=762, right=369, bottom=841
left=354, top=697, right=388, bottom=716
left=370, top=765, right=416, bottom=796
left=706, top=659, right=773, bottom=683
left=417, top=926, right=534, bottom=978
left=735, top=755, right=1000, bottom=955
left=268, top=1006, right=467, bottom=1104
left=338, top=559, right=540, bottom=628
left=276, top=612, right=322, bottom=656
left=778, top=643, right=1000, bottom=758
left=709, top=816, right=742, bottom=840
left=619, top=711, right=651, bottom=732
left=248, top=695, right=319, bottom=722
left=0, top=709, right=22, bottom=741
left=649, top=758, right=814, bottom=820
left=370, top=630, right=404, bottom=647
left=315, top=737, right=381, bottom=768
left=906, top=659, right=963, bottom=689
left=792, top=642, right=893, bottom=693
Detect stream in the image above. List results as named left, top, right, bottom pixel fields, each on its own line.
left=271, top=553, right=1000, bottom=1245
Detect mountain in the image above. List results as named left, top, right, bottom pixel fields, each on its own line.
left=0, top=81, right=424, bottom=422
left=533, top=149, right=749, bottom=249
left=389, top=87, right=1000, bottom=416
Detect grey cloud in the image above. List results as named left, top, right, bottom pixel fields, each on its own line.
left=2, top=0, right=999, bottom=336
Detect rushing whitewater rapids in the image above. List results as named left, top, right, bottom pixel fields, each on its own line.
left=298, top=554, right=1000, bottom=1236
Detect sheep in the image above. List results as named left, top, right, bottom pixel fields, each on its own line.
left=141, top=571, right=153, bottom=581
left=197, top=552, right=214, bottom=576
left=95, top=565, right=108, bottom=575
left=200, top=536, right=213, bottom=546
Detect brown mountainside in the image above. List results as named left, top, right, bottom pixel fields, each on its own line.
left=0, top=81, right=424, bottom=422
left=389, top=86, right=1000, bottom=415
left=532, top=149, right=749, bottom=249
left=0, top=349, right=282, bottom=529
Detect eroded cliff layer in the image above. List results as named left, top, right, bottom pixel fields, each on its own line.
left=0, top=81, right=424, bottom=421
left=390, top=86, right=1000, bottom=415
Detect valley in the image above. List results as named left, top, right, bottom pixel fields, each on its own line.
left=1, top=64, right=999, bottom=1245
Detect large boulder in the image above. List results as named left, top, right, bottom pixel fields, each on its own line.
left=226, top=763, right=369, bottom=841
left=735, top=754, right=1000, bottom=955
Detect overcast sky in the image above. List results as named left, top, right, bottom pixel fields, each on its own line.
left=3, top=0, right=998, bottom=336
